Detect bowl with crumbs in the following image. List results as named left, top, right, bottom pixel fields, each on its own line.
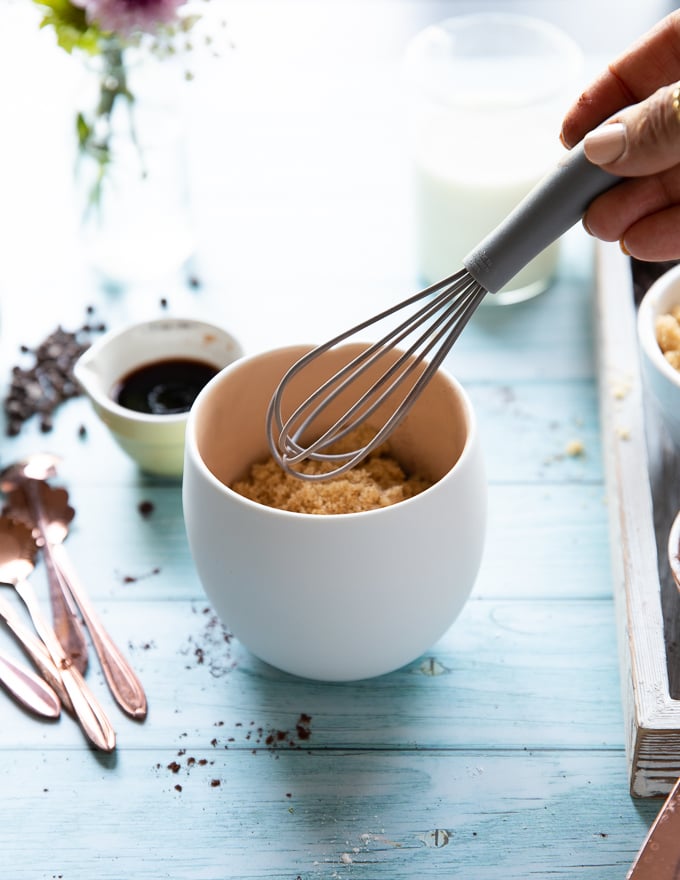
left=74, top=317, right=242, bottom=477
left=182, top=343, right=487, bottom=681
left=638, top=263, right=680, bottom=448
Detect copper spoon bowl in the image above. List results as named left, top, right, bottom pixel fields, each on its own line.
left=1, top=455, right=88, bottom=674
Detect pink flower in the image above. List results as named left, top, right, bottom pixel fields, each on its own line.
left=74, top=0, right=187, bottom=35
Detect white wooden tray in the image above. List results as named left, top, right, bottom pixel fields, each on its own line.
left=596, top=242, right=680, bottom=797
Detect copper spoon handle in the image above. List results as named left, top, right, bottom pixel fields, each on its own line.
left=22, top=480, right=89, bottom=674
left=13, top=578, right=116, bottom=752
left=41, top=539, right=88, bottom=674
left=0, top=596, right=72, bottom=711
left=0, top=649, right=61, bottom=718
left=50, top=543, right=147, bottom=720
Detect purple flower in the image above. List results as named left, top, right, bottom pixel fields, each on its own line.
left=73, top=0, right=187, bottom=35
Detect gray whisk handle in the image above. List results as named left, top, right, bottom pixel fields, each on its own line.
left=463, top=141, right=622, bottom=294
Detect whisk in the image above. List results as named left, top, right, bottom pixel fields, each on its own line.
left=267, top=141, right=620, bottom=480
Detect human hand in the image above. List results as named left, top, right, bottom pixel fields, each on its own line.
left=560, top=11, right=680, bottom=260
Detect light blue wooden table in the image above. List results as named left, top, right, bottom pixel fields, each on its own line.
left=0, top=1, right=671, bottom=877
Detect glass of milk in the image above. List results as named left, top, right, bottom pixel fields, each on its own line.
left=405, top=14, right=583, bottom=305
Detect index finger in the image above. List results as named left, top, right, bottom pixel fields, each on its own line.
left=561, top=11, right=680, bottom=147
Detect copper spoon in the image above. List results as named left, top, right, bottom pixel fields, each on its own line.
left=0, top=648, right=60, bottom=718
left=0, top=516, right=115, bottom=752
left=5, top=483, right=147, bottom=720
left=668, top=509, right=680, bottom=592
left=1, top=456, right=88, bottom=674
left=0, top=594, right=71, bottom=710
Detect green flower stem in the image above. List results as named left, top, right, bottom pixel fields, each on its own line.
left=97, top=41, right=130, bottom=119
left=78, top=40, right=141, bottom=212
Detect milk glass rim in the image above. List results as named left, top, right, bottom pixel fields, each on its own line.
left=404, top=12, right=584, bottom=109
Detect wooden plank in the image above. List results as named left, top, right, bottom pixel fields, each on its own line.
left=0, top=748, right=656, bottom=880
left=0, top=597, right=623, bottom=752
left=0, top=480, right=610, bottom=605
left=0, top=371, right=603, bottom=488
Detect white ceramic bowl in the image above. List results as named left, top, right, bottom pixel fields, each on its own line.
left=182, top=343, right=487, bottom=681
left=74, top=317, right=242, bottom=477
left=637, top=264, right=680, bottom=448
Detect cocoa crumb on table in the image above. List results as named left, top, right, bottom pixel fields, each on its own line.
left=3, top=314, right=106, bottom=436
left=137, top=500, right=155, bottom=518
left=119, top=566, right=161, bottom=585
left=296, top=714, right=312, bottom=740
left=160, top=712, right=312, bottom=792
left=180, top=607, right=235, bottom=677
left=241, top=713, right=313, bottom=753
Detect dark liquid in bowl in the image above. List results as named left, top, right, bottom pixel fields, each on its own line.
left=112, top=358, right=218, bottom=415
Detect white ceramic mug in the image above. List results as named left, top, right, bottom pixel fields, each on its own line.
left=182, top=343, right=487, bottom=681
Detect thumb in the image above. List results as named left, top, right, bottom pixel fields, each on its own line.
left=583, top=82, right=680, bottom=175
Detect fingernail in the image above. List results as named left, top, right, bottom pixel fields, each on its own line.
left=583, top=122, right=627, bottom=164
left=582, top=216, right=593, bottom=236
left=620, top=238, right=631, bottom=256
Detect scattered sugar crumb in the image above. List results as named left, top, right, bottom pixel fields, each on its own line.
left=565, top=439, right=585, bottom=457
left=341, top=853, right=353, bottom=865
left=611, top=381, right=632, bottom=400
left=616, top=427, right=631, bottom=441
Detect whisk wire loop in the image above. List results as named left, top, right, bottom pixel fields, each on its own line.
left=268, top=271, right=466, bottom=445
left=278, top=280, right=477, bottom=464
left=266, top=271, right=486, bottom=479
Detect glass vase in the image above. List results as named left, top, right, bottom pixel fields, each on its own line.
left=74, top=40, right=195, bottom=288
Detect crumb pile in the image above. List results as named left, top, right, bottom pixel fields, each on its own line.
left=656, top=306, right=680, bottom=371
left=231, top=426, right=431, bottom=515
left=3, top=312, right=106, bottom=436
